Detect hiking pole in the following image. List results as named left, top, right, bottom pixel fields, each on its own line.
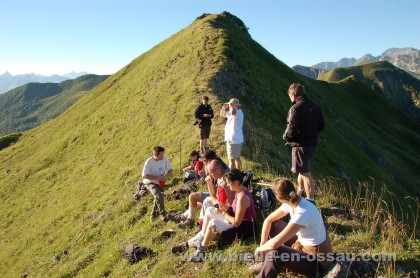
left=179, top=140, right=182, bottom=172
left=255, top=182, right=273, bottom=187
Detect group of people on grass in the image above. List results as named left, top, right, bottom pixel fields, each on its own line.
left=140, top=83, right=331, bottom=277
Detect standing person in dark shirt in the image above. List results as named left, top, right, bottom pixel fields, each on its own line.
left=195, top=96, right=214, bottom=153
left=283, top=83, right=325, bottom=204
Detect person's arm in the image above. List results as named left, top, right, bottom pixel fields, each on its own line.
left=260, top=207, right=288, bottom=246
left=207, top=106, right=214, bottom=119
left=142, top=162, right=156, bottom=180
left=195, top=105, right=203, bottom=120
left=283, top=107, right=299, bottom=142
left=258, top=222, right=302, bottom=252
left=143, top=174, right=159, bottom=180
left=220, top=104, right=228, bottom=118
left=222, top=194, right=250, bottom=227
left=164, top=169, right=172, bottom=180
left=206, top=175, right=218, bottom=204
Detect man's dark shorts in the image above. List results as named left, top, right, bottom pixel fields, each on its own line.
left=291, top=146, right=316, bottom=173
left=199, top=125, right=211, bottom=139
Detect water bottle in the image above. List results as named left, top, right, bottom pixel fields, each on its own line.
left=261, top=188, right=269, bottom=213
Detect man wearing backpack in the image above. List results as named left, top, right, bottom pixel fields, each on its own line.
left=142, top=146, right=174, bottom=221
left=194, top=96, right=214, bottom=153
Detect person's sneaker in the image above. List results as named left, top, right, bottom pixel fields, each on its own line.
left=187, top=232, right=204, bottom=248
left=189, top=246, right=207, bottom=262
left=171, top=242, right=188, bottom=254
left=177, top=218, right=195, bottom=229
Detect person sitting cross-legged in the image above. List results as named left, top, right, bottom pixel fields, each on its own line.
left=171, top=169, right=256, bottom=262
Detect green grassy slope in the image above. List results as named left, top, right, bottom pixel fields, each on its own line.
left=0, top=74, right=109, bottom=136
left=0, top=12, right=418, bottom=277
left=319, top=61, right=420, bottom=121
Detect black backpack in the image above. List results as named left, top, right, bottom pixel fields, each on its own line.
left=123, top=244, right=152, bottom=264
left=242, top=169, right=253, bottom=188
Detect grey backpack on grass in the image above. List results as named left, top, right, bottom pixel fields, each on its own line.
left=124, top=244, right=152, bottom=264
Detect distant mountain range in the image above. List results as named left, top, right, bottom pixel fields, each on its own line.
left=0, top=74, right=109, bottom=136
left=0, top=71, right=89, bottom=94
left=293, top=47, right=420, bottom=79
left=319, top=61, right=420, bottom=121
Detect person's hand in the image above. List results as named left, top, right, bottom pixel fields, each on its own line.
left=214, top=208, right=224, bottom=215
left=254, top=247, right=265, bottom=262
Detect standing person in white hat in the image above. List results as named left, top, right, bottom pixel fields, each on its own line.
left=220, top=98, right=244, bottom=170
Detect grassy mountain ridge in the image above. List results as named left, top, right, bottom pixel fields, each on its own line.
left=0, top=74, right=110, bottom=136
left=0, top=12, right=418, bottom=277
left=319, top=61, right=420, bottom=121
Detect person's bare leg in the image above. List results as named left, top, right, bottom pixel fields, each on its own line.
left=234, top=157, right=242, bottom=170
left=202, top=138, right=208, bottom=151
left=186, top=192, right=201, bottom=219
left=297, top=174, right=305, bottom=195
left=201, top=224, right=217, bottom=246
left=229, top=158, right=235, bottom=170
left=299, top=172, right=315, bottom=200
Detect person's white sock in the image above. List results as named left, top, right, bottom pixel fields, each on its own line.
left=188, top=207, right=197, bottom=220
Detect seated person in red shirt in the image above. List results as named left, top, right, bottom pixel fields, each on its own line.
left=182, top=150, right=204, bottom=181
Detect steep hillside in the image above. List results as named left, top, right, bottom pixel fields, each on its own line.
left=319, top=61, right=420, bottom=121
left=0, top=12, right=418, bottom=277
left=0, top=74, right=109, bottom=135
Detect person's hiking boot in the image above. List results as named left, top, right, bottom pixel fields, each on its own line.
left=173, top=213, right=187, bottom=223
left=159, top=211, right=176, bottom=222
left=248, top=262, right=264, bottom=274
left=171, top=242, right=188, bottom=254
left=160, top=214, right=170, bottom=222
left=187, top=232, right=204, bottom=249
left=177, top=218, right=195, bottom=229
left=189, top=245, right=207, bottom=262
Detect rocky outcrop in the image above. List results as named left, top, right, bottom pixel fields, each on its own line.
left=292, top=65, right=327, bottom=79
left=381, top=51, right=420, bottom=78
left=302, top=48, right=420, bottom=79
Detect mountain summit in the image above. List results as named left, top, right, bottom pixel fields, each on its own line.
left=0, top=12, right=418, bottom=277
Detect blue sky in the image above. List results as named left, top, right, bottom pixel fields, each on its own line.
left=0, top=0, right=419, bottom=75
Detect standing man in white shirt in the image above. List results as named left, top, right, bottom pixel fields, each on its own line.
left=142, top=146, right=173, bottom=221
left=220, top=98, right=244, bottom=170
